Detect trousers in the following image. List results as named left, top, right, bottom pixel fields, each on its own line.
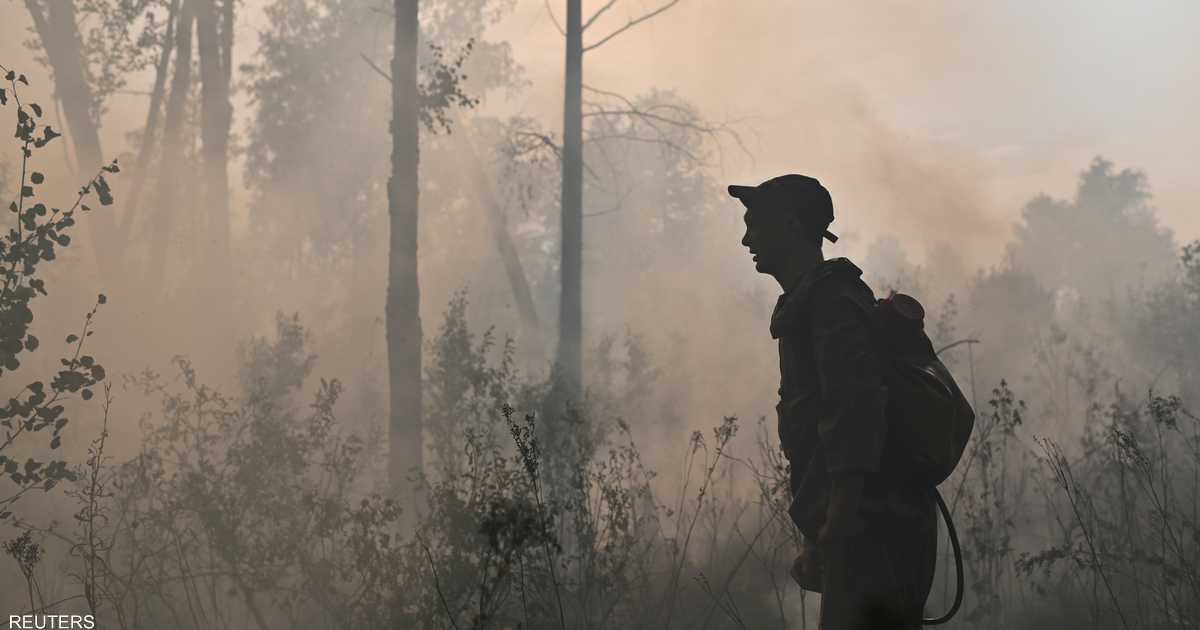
left=818, top=502, right=938, bottom=630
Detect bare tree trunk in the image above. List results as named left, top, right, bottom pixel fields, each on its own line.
left=24, top=0, right=125, bottom=282
left=556, top=0, right=584, bottom=394
left=195, top=0, right=234, bottom=300
left=146, top=0, right=195, bottom=295
left=24, top=0, right=101, bottom=169
left=449, top=114, right=541, bottom=340
left=387, top=0, right=423, bottom=500
left=119, top=0, right=180, bottom=236
left=491, top=199, right=542, bottom=342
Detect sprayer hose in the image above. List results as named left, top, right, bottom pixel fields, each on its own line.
left=923, top=488, right=964, bottom=625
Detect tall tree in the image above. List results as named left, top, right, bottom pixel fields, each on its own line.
left=450, top=115, right=541, bottom=336
left=118, top=0, right=180, bottom=239
left=195, top=0, right=235, bottom=300
left=242, top=0, right=483, bottom=496
left=23, top=1, right=119, bottom=282
left=557, top=0, right=584, bottom=395
left=25, top=0, right=208, bottom=299
left=23, top=1, right=102, bottom=170
left=388, top=0, right=423, bottom=497
left=554, top=0, right=683, bottom=393
left=145, top=0, right=195, bottom=295
left=1009, top=157, right=1176, bottom=301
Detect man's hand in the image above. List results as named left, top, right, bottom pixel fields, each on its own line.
left=818, top=473, right=867, bottom=546
left=790, top=540, right=824, bottom=592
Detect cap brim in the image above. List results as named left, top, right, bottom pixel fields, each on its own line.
left=727, top=184, right=756, bottom=200
left=731, top=182, right=839, bottom=243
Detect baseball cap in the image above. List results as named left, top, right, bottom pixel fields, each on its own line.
left=728, top=174, right=839, bottom=243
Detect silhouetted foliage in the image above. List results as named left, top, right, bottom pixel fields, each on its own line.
left=0, top=67, right=113, bottom=522
left=1009, top=157, right=1176, bottom=301
left=242, top=0, right=497, bottom=266
left=25, top=0, right=166, bottom=119
left=1137, top=240, right=1200, bottom=399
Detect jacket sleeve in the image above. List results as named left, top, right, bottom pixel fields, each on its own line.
left=810, top=289, right=888, bottom=475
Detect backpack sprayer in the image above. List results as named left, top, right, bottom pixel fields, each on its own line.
left=927, top=489, right=964, bottom=624
left=872, top=293, right=972, bottom=625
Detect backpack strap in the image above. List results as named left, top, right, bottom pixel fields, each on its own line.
left=770, top=258, right=872, bottom=339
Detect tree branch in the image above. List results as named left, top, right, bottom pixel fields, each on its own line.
left=510, top=130, right=602, bottom=183
left=582, top=0, right=617, bottom=32
left=512, top=130, right=560, bottom=158
left=583, top=0, right=682, bottom=53
left=587, top=131, right=705, bottom=166
left=583, top=107, right=720, bottom=135
left=936, top=338, right=981, bottom=356
left=359, top=52, right=392, bottom=83
left=580, top=85, right=753, bottom=168
left=583, top=82, right=638, bottom=108
left=583, top=185, right=634, bottom=218
left=582, top=85, right=748, bottom=149
left=543, top=0, right=566, bottom=37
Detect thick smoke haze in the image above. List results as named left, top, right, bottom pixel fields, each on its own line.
left=1, top=0, right=1196, bottom=526
left=489, top=0, right=1200, bottom=262
left=1, top=1, right=1198, bottom=627
left=6, top=1, right=1198, bottom=267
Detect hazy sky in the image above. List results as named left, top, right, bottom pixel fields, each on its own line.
left=488, top=0, right=1200, bottom=264
left=3, top=0, right=1197, bottom=266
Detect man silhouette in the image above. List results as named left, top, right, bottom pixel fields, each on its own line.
left=730, top=175, right=937, bottom=629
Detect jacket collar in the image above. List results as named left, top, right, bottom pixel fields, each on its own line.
left=787, top=257, right=862, bottom=296
left=770, top=258, right=863, bottom=339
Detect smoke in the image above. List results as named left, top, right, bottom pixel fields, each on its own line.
left=488, top=0, right=1200, bottom=259
left=0, top=0, right=1185, bottom=509
left=1, top=1, right=1199, bottom=624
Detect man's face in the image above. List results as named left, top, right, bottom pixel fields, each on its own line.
left=740, top=199, right=808, bottom=276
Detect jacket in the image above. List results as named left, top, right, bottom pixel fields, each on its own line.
left=772, top=258, right=900, bottom=537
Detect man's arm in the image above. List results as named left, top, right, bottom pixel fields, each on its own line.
left=810, top=288, right=888, bottom=540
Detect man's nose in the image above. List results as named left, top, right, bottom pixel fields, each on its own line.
left=741, top=230, right=751, bottom=248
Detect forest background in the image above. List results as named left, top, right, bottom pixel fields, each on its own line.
left=1, top=1, right=1199, bottom=628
